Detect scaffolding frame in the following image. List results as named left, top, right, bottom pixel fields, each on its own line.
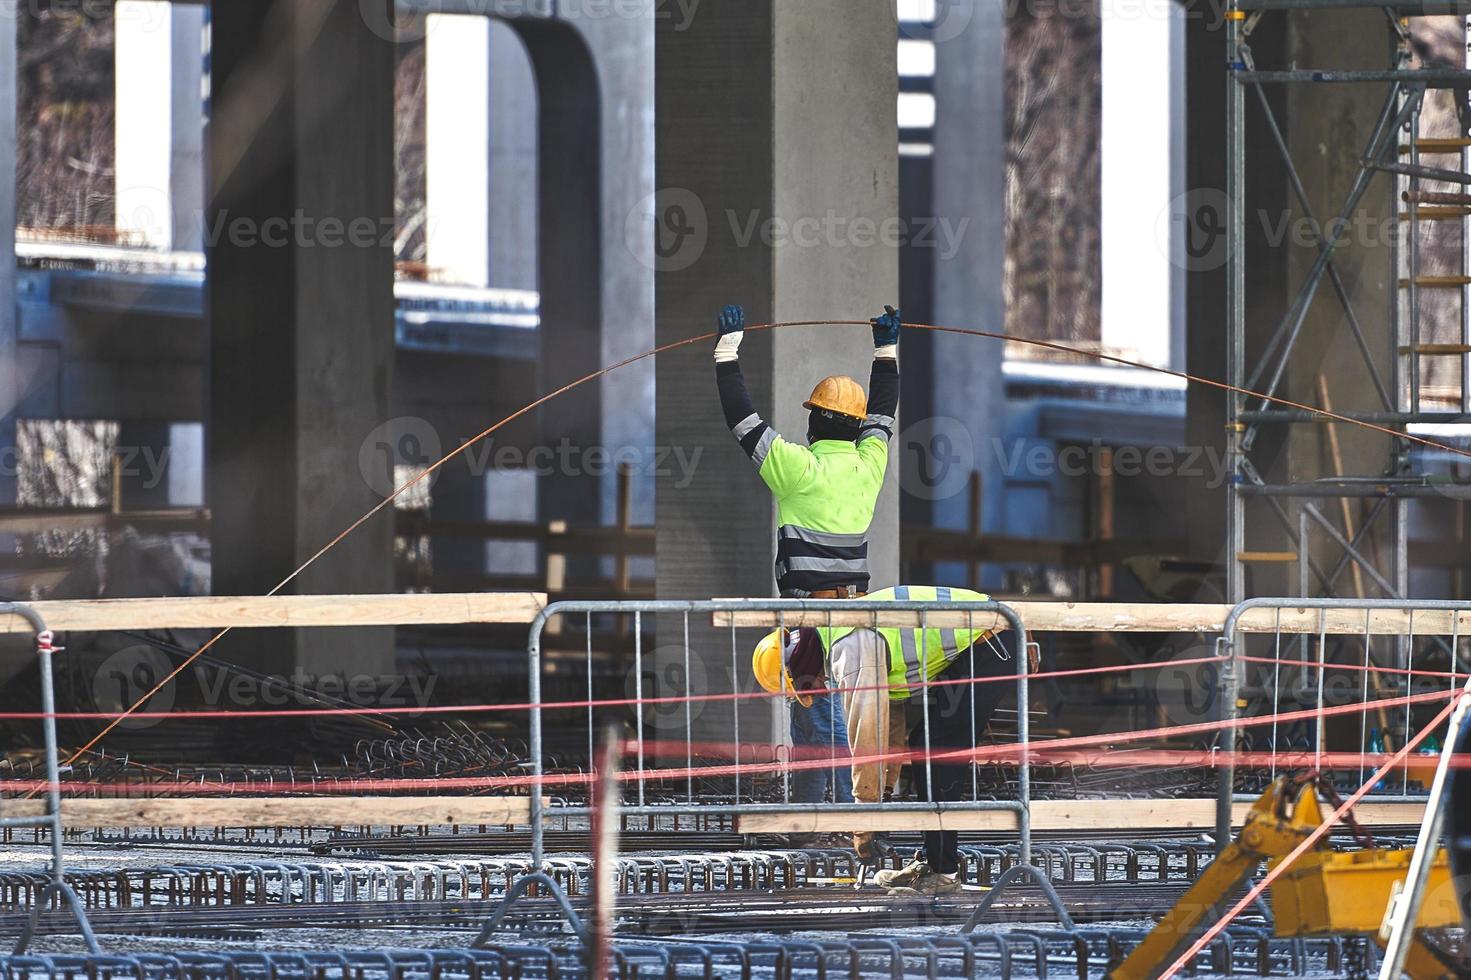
left=1225, top=0, right=1471, bottom=608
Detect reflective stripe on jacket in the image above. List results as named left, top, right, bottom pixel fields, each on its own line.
left=815, top=585, right=998, bottom=699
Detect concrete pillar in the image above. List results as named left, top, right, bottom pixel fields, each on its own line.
left=425, top=14, right=491, bottom=286
left=1182, top=0, right=1231, bottom=573
left=566, top=9, right=654, bottom=527
left=488, top=21, right=538, bottom=292
left=0, top=8, right=14, bottom=509
left=114, top=1, right=205, bottom=251
left=1101, top=0, right=1177, bottom=370
left=511, top=21, right=604, bottom=539
left=207, top=0, right=396, bottom=676
left=655, top=0, right=899, bottom=732
left=919, top=0, right=1007, bottom=586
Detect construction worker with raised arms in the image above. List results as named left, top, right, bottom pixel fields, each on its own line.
left=752, top=585, right=1027, bottom=895
left=714, top=303, right=902, bottom=812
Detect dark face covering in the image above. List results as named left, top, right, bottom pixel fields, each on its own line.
left=807, top=410, right=861, bottom=445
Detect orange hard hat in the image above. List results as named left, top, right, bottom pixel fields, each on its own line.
left=803, top=376, right=867, bottom=424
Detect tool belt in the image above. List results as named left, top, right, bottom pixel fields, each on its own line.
left=788, top=585, right=867, bottom=599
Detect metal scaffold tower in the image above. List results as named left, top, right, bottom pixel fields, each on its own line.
left=1225, top=0, right=1471, bottom=604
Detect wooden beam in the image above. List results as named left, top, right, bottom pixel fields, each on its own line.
left=712, top=602, right=1471, bottom=635
left=0, top=796, right=534, bottom=828
left=734, top=799, right=1425, bottom=833
left=0, top=592, right=547, bottom=633
left=0, top=592, right=1464, bottom=636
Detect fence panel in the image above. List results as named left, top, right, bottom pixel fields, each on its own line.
left=1216, top=597, right=1471, bottom=847
left=523, top=599, right=1032, bottom=867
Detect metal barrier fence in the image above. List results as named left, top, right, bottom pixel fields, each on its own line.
left=0, top=604, right=98, bottom=954
left=522, top=599, right=1033, bottom=871
left=1216, top=597, right=1471, bottom=849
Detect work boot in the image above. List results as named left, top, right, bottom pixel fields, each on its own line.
left=872, top=856, right=929, bottom=889
left=885, top=867, right=962, bottom=896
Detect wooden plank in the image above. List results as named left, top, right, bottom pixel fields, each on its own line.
left=734, top=799, right=1425, bottom=834
left=0, top=592, right=547, bottom=633
left=1399, top=344, right=1471, bottom=355
left=712, top=602, right=1471, bottom=636
left=0, top=592, right=1464, bottom=637
left=0, top=796, right=534, bottom=828
left=1236, top=551, right=1299, bottom=563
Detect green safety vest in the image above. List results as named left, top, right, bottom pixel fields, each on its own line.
left=813, top=585, right=997, bottom=699
left=757, top=437, right=889, bottom=595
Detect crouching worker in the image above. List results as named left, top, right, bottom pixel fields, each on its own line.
left=752, top=585, right=1023, bottom=895
left=753, top=631, right=854, bottom=809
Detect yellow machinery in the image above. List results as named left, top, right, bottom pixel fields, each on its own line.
left=1107, top=776, right=1462, bottom=980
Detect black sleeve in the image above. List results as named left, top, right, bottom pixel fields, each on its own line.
left=717, top=360, right=775, bottom=464
left=859, top=359, right=899, bottom=443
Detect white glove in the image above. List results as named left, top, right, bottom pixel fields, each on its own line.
left=714, top=331, right=743, bottom=363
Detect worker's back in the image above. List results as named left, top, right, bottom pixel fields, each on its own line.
left=712, top=303, right=901, bottom=597
left=763, top=438, right=887, bottom=595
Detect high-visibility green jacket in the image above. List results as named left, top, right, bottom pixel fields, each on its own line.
left=716, top=358, right=899, bottom=596
left=815, top=585, right=998, bottom=699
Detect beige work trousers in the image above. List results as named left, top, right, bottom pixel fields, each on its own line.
left=829, top=628, right=907, bottom=804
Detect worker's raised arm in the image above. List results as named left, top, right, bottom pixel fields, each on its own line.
left=714, top=305, right=811, bottom=494
left=858, top=307, right=900, bottom=469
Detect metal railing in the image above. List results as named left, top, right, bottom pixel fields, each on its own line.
left=0, top=604, right=99, bottom=954
left=1215, top=597, right=1471, bottom=849
left=522, top=598, right=1033, bottom=870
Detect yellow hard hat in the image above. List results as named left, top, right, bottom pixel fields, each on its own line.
left=803, top=376, right=867, bottom=424
left=751, top=628, right=813, bottom=707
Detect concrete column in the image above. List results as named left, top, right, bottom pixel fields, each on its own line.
left=114, top=1, right=204, bottom=251
left=565, top=8, right=654, bottom=527
left=1101, top=0, right=1176, bottom=370
left=0, top=8, right=14, bottom=509
left=921, top=0, right=1006, bottom=585
left=207, top=0, right=396, bottom=676
left=511, top=21, right=603, bottom=539
left=425, top=14, right=491, bottom=286
left=488, top=21, right=538, bottom=292
left=655, top=0, right=899, bottom=733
